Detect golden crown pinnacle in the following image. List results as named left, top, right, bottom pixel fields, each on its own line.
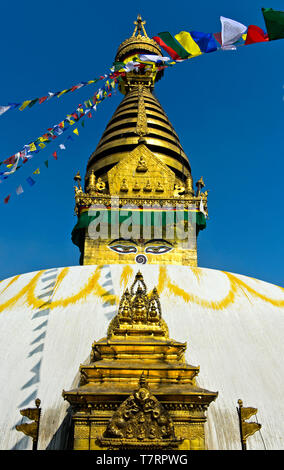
left=133, top=14, right=147, bottom=37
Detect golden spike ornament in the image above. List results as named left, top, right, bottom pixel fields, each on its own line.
left=15, top=398, right=41, bottom=450
left=237, top=399, right=262, bottom=450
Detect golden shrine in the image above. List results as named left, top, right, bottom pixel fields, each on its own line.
left=62, top=271, right=218, bottom=450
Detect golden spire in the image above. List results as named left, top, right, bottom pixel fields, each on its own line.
left=133, top=14, right=148, bottom=37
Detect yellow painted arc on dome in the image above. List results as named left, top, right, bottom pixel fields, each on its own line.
left=0, top=275, right=20, bottom=296
left=1, top=266, right=284, bottom=314
left=0, top=271, right=43, bottom=313
left=157, top=266, right=237, bottom=310
left=25, top=266, right=119, bottom=310
left=226, top=272, right=284, bottom=307
left=120, top=265, right=134, bottom=291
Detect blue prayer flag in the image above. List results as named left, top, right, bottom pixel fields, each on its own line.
left=26, top=176, right=35, bottom=186
left=190, top=31, right=218, bottom=53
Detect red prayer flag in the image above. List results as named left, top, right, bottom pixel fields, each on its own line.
left=3, top=155, right=16, bottom=165
left=88, top=112, right=92, bottom=118
left=4, top=195, right=11, bottom=204
left=213, top=32, right=222, bottom=44
left=53, top=151, right=57, bottom=160
left=38, top=96, right=48, bottom=104
left=245, top=25, right=269, bottom=45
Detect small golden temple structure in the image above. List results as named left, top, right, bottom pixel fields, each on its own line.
left=62, top=271, right=218, bottom=450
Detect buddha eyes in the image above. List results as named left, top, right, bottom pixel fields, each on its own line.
left=109, top=243, right=173, bottom=255
left=145, top=245, right=173, bottom=254
left=109, top=244, right=138, bottom=254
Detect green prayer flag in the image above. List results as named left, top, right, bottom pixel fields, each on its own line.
left=28, top=99, right=38, bottom=108
left=44, top=160, right=49, bottom=168
left=81, top=120, right=85, bottom=127
left=262, top=8, right=284, bottom=40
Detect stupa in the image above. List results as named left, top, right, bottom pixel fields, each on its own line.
left=0, top=16, right=284, bottom=451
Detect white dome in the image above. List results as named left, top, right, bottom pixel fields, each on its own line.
left=0, top=264, right=283, bottom=450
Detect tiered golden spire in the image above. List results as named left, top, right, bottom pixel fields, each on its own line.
left=72, top=16, right=208, bottom=267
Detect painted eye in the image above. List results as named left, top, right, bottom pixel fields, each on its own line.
left=145, top=245, right=173, bottom=254
left=108, top=244, right=137, bottom=254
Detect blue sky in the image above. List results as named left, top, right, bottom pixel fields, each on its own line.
left=0, top=0, right=283, bottom=286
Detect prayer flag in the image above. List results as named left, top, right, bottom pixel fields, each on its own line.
left=57, top=89, right=70, bottom=98
left=0, top=105, right=11, bottom=116
left=138, top=54, right=171, bottom=62
left=245, top=25, right=269, bottom=45
left=19, top=100, right=32, bottom=111
left=153, top=32, right=190, bottom=60
left=59, top=144, right=66, bottom=150
left=26, top=176, right=35, bottom=186
left=29, top=143, right=37, bottom=152
left=262, top=8, right=284, bottom=40
left=53, top=151, right=58, bottom=160
left=38, top=96, right=48, bottom=104
left=174, top=31, right=202, bottom=57
left=44, top=160, right=49, bottom=168
left=28, top=99, right=38, bottom=108
left=33, top=168, right=40, bottom=175
left=4, top=195, right=11, bottom=204
left=220, top=16, right=247, bottom=48
left=16, top=185, right=24, bottom=195
left=73, top=128, right=79, bottom=135
left=190, top=31, right=218, bottom=53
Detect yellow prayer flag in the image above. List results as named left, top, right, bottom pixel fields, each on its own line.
left=19, top=100, right=32, bottom=111
left=57, top=89, right=69, bottom=98
left=6, top=164, right=13, bottom=168
left=38, top=143, right=46, bottom=149
left=33, top=168, right=40, bottom=175
left=73, top=128, right=79, bottom=136
left=174, top=31, right=202, bottom=57
left=29, top=143, right=37, bottom=152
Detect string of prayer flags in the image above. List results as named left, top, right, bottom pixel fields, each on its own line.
left=0, top=78, right=118, bottom=180
left=2, top=109, right=95, bottom=204
left=0, top=76, right=108, bottom=118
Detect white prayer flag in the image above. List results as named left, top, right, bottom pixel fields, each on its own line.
left=16, top=185, right=24, bottom=195
left=220, top=16, right=247, bottom=47
left=0, top=105, right=11, bottom=116
left=59, top=144, right=66, bottom=150
left=138, top=54, right=170, bottom=62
